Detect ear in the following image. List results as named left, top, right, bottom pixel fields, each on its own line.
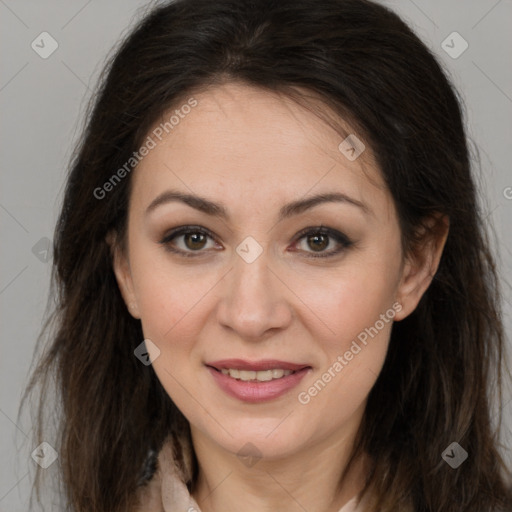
left=394, top=214, right=449, bottom=321
left=105, top=230, right=141, bottom=319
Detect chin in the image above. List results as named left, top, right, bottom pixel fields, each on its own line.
left=211, top=421, right=313, bottom=462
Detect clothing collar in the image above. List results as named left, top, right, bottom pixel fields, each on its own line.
left=134, top=431, right=371, bottom=512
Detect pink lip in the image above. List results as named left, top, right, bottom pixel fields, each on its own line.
left=205, top=359, right=312, bottom=403
left=206, top=359, right=310, bottom=372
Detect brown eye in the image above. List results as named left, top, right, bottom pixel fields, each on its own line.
left=184, top=232, right=208, bottom=250
left=306, top=233, right=329, bottom=252
left=293, top=227, right=353, bottom=258
left=159, top=226, right=221, bottom=257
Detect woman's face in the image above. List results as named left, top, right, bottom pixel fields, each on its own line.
left=111, top=82, right=432, bottom=460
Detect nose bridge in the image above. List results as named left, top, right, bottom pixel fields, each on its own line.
left=216, top=240, right=291, bottom=338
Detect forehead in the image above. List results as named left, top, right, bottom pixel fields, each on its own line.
left=130, top=82, right=390, bottom=218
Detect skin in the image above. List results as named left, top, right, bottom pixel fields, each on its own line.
left=109, top=82, right=448, bottom=512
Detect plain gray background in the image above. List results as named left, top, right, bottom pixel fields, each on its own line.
left=1, top=1, right=511, bottom=510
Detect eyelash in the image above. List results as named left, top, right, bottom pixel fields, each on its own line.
left=158, top=225, right=353, bottom=259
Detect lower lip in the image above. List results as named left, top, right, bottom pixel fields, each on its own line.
left=207, top=366, right=310, bottom=403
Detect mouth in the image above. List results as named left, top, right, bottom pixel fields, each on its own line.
left=205, top=359, right=312, bottom=402
left=217, top=367, right=297, bottom=381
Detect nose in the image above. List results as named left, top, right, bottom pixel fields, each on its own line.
left=215, top=247, right=293, bottom=341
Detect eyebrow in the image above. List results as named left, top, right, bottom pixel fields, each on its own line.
left=145, top=188, right=371, bottom=221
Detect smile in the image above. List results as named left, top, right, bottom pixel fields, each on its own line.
left=206, top=359, right=312, bottom=403
left=219, top=368, right=295, bottom=381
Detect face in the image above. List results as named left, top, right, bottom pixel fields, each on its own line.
left=111, top=82, right=441, bottom=460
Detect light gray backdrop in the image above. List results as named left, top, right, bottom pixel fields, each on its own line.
left=1, top=1, right=511, bottom=511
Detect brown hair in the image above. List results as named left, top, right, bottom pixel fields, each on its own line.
left=20, top=0, right=512, bottom=510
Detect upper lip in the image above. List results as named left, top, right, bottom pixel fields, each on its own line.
left=206, top=359, right=311, bottom=372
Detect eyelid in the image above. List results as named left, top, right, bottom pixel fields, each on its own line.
left=291, top=226, right=353, bottom=258
left=159, top=225, right=221, bottom=257
left=159, top=224, right=353, bottom=258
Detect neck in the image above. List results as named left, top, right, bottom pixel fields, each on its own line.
left=190, top=415, right=368, bottom=512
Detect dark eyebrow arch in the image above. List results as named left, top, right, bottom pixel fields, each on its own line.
left=145, top=189, right=371, bottom=221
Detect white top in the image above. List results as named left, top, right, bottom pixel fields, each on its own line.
left=134, top=433, right=370, bottom=512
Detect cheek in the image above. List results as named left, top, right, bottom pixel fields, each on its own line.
left=291, top=260, right=398, bottom=405
left=294, top=263, right=399, bottom=345
left=129, top=243, right=214, bottom=340
left=298, top=317, right=392, bottom=424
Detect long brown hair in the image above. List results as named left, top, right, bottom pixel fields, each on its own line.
left=20, top=0, right=512, bottom=510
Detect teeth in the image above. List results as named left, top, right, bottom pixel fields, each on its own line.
left=219, top=368, right=294, bottom=381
